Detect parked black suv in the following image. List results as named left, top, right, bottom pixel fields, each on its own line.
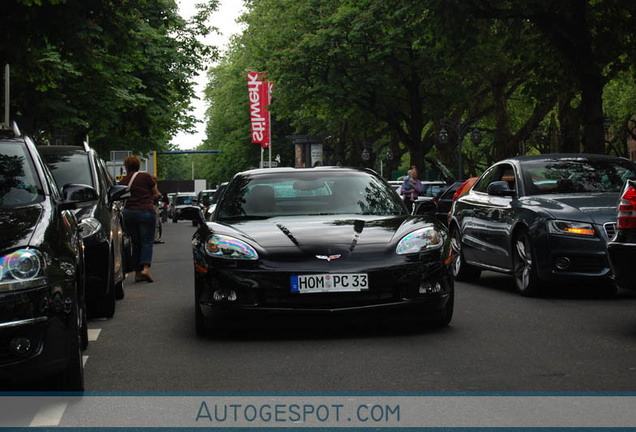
left=40, top=144, right=129, bottom=319
left=0, top=127, right=98, bottom=390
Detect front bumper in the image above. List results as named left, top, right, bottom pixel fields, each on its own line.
left=535, top=231, right=613, bottom=283
left=0, top=280, right=77, bottom=380
left=195, top=251, right=452, bottom=323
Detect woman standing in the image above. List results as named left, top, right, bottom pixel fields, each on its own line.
left=121, top=155, right=157, bottom=282
left=401, top=166, right=422, bottom=214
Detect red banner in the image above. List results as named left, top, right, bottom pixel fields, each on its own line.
left=247, top=72, right=272, bottom=148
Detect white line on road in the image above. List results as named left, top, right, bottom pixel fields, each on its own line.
left=88, top=328, right=101, bottom=341
left=29, top=401, right=68, bottom=427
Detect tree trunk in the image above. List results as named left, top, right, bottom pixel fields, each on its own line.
left=557, top=92, right=582, bottom=153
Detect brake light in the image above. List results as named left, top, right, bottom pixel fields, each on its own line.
left=617, top=184, right=636, bottom=229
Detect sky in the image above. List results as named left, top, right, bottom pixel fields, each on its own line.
left=171, top=0, right=246, bottom=150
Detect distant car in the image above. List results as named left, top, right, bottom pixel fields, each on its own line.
left=204, top=182, right=228, bottom=220
left=40, top=144, right=130, bottom=318
left=171, top=192, right=197, bottom=223
left=414, top=177, right=479, bottom=226
left=414, top=180, right=469, bottom=225
left=607, top=179, right=636, bottom=291
left=449, top=154, right=636, bottom=296
left=166, top=193, right=176, bottom=218
left=0, top=128, right=97, bottom=390
left=196, top=189, right=216, bottom=214
left=185, top=166, right=454, bottom=336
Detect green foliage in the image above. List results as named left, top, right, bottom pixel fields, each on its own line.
left=1, top=0, right=218, bottom=158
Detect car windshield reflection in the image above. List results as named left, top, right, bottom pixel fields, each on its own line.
left=0, top=143, right=44, bottom=207
left=218, top=171, right=405, bottom=219
left=523, top=158, right=636, bottom=195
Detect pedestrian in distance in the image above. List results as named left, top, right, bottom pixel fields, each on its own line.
left=120, top=155, right=160, bottom=283
left=401, top=166, right=422, bottom=214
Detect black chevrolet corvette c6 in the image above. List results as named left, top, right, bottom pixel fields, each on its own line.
left=449, top=153, right=636, bottom=296
left=186, top=167, right=454, bottom=334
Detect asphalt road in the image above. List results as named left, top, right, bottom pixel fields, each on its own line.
left=76, top=220, right=636, bottom=392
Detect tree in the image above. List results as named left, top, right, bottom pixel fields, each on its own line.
left=1, top=0, right=218, bottom=157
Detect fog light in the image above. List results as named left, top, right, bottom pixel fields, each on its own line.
left=213, top=290, right=225, bottom=302
left=555, top=257, right=571, bottom=270
left=10, top=337, right=32, bottom=356
left=227, top=290, right=238, bottom=302
left=419, top=282, right=442, bottom=294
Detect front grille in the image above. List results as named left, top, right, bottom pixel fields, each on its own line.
left=261, top=290, right=400, bottom=309
left=604, top=222, right=617, bottom=240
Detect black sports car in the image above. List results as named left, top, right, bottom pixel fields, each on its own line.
left=0, top=128, right=98, bottom=390
left=449, top=154, right=636, bottom=296
left=607, top=179, right=636, bottom=291
left=40, top=144, right=130, bottom=318
left=186, top=167, right=453, bottom=334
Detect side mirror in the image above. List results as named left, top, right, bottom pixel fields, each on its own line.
left=59, top=184, right=99, bottom=210
left=487, top=181, right=515, bottom=197
left=108, top=184, right=131, bottom=202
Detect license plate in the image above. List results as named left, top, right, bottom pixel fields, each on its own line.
left=291, top=274, right=369, bottom=293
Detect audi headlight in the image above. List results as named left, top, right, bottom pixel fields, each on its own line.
left=396, top=227, right=443, bottom=255
left=0, top=248, right=46, bottom=291
left=205, top=235, right=258, bottom=260
left=548, top=220, right=596, bottom=236
left=78, top=217, right=101, bottom=238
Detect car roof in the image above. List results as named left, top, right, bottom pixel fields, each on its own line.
left=236, top=166, right=373, bottom=179
left=502, top=153, right=625, bottom=163
left=37, top=145, right=93, bottom=156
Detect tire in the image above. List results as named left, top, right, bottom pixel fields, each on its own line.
left=450, top=228, right=481, bottom=282
left=194, top=276, right=209, bottom=336
left=512, top=230, right=541, bottom=296
left=80, top=298, right=88, bottom=351
left=155, top=218, right=162, bottom=242
left=431, top=285, right=454, bottom=328
left=92, top=250, right=117, bottom=318
left=115, top=246, right=125, bottom=300
left=57, top=299, right=85, bottom=391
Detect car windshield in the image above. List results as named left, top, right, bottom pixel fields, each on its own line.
left=0, top=142, right=44, bottom=207
left=41, top=152, right=94, bottom=189
left=522, top=157, right=636, bottom=195
left=218, top=170, right=405, bottom=219
left=175, top=195, right=195, bottom=205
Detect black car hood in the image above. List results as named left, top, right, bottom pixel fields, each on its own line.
left=525, top=193, right=619, bottom=225
left=0, top=205, right=44, bottom=251
left=211, top=215, right=427, bottom=252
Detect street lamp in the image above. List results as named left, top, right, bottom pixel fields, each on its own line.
left=438, top=118, right=479, bottom=179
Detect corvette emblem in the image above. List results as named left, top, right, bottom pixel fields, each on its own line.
left=316, top=254, right=341, bottom=262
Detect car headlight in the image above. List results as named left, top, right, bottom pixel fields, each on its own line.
left=78, top=217, right=101, bottom=238
left=0, top=248, right=46, bottom=291
left=205, top=235, right=259, bottom=260
left=548, top=220, right=596, bottom=236
left=396, top=227, right=443, bottom=255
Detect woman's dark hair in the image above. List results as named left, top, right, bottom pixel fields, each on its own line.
left=124, top=155, right=141, bottom=172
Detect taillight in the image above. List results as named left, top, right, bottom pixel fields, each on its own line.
left=617, top=184, right=636, bottom=229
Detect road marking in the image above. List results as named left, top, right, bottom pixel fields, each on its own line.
left=88, top=329, right=101, bottom=341
left=29, top=401, right=68, bottom=427
left=83, top=355, right=88, bottom=366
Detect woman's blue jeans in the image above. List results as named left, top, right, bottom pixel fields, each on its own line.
left=123, top=209, right=156, bottom=271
